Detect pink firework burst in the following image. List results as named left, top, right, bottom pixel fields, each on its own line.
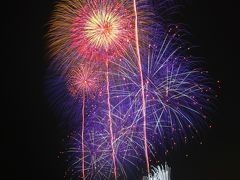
left=71, top=0, right=135, bottom=60
left=66, top=62, right=102, bottom=98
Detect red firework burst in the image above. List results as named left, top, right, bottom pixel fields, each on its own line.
left=48, top=0, right=135, bottom=63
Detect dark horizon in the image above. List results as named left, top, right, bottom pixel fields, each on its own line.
left=9, top=0, right=239, bottom=179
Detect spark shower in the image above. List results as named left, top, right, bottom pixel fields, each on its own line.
left=46, top=0, right=216, bottom=179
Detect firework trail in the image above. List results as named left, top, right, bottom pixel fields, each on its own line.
left=66, top=62, right=102, bottom=179
left=133, top=0, right=150, bottom=175
left=81, top=94, right=85, bottom=179
left=64, top=103, right=147, bottom=179
left=105, top=60, right=118, bottom=180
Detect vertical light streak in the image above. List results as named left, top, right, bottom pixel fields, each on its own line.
left=105, top=61, right=118, bottom=180
left=81, top=93, right=86, bottom=180
left=133, top=0, right=150, bottom=175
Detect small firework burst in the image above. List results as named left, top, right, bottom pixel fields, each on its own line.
left=66, top=62, right=102, bottom=98
left=144, top=164, right=171, bottom=180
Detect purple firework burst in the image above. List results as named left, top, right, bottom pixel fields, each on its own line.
left=63, top=103, right=146, bottom=179
left=109, top=28, right=215, bottom=159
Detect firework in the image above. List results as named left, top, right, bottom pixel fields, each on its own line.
left=64, top=130, right=113, bottom=180
left=66, top=61, right=103, bottom=179
left=66, top=62, right=102, bottom=98
left=110, top=29, right=215, bottom=157
left=64, top=103, right=147, bottom=179
left=71, top=0, right=135, bottom=61
left=48, top=2, right=139, bottom=177
left=47, top=0, right=155, bottom=70
left=133, top=0, right=150, bottom=174
left=144, top=164, right=171, bottom=180
left=46, top=0, right=216, bottom=179
left=47, top=0, right=135, bottom=66
left=144, top=33, right=214, bottom=152
left=47, top=30, right=215, bottom=179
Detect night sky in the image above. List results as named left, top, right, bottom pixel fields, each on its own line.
left=9, top=0, right=239, bottom=179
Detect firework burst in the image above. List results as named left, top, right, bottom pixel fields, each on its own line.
left=64, top=129, right=113, bottom=180
left=110, top=29, right=215, bottom=158
left=70, top=0, right=135, bottom=61
left=144, top=164, right=171, bottom=180
left=48, top=0, right=134, bottom=66
left=47, top=0, right=155, bottom=71
left=66, top=62, right=102, bottom=98
left=64, top=103, right=147, bottom=179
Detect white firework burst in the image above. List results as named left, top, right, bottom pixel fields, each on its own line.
left=144, top=164, right=171, bottom=180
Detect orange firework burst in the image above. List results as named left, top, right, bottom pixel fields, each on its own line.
left=48, top=0, right=137, bottom=63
